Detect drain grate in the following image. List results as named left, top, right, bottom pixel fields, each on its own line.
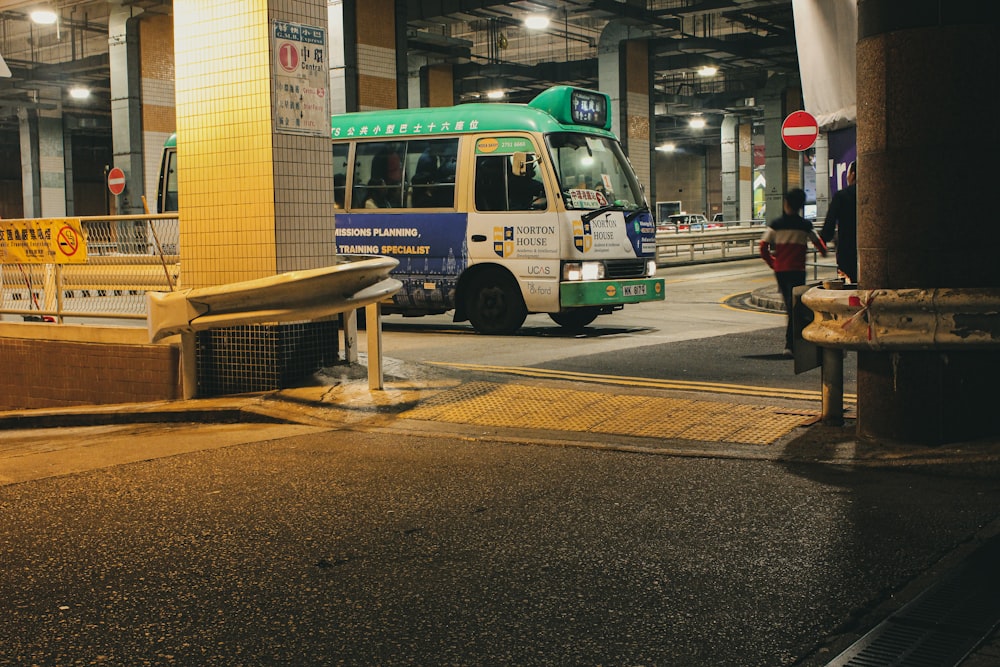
left=825, top=535, right=1000, bottom=666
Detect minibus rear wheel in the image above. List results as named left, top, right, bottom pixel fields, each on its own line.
left=466, top=270, right=527, bottom=335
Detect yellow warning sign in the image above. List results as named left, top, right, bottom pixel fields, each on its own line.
left=0, top=218, right=88, bottom=264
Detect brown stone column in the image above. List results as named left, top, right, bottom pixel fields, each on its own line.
left=622, top=39, right=652, bottom=199
left=139, top=14, right=175, bottom=209
left=424, top=64, right=455, bottom=107
left=354, top=0, right=398, bottom=110
left=856, top=0, right=1000, bottom=444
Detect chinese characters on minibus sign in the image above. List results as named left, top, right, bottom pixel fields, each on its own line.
left=272, top=20, right=329, bottom=137
left=0, top=218, right=88, bottom=264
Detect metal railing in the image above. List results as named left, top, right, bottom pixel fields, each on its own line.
left=1, top=213, right=179, bottom=323
left=655, top=224, right=765, bottom=264
left=655, top=221, right=838, bottom=280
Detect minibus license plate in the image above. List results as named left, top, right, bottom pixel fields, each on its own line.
left=623, top=284, right=646, bottom=296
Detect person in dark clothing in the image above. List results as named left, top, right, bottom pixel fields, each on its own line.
left=821, top=160, right=858, bottom=284
left=759, top=188, right=828, bottom=356
left=506, top=161, right=545, bottom=210
left=475, top=156, right=506, bottom=211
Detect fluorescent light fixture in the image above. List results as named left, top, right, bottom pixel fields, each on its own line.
left=688, top=116, right=706, bottom=129
left=524, top=15, right=550, bottom=30
left=69, top=86, right=90, bottom=100
left=486, top=89, right=505, bottom=100
left=30, top=9, right=58, bottom=24
left=656, top=143, right=677, bottom=152
left=697, top=65, right=718, bottom=77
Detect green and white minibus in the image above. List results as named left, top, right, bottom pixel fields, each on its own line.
left=157, top=86, right=664, bottom=334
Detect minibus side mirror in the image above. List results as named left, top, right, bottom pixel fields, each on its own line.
left=512, top=152, right=527, bottom=176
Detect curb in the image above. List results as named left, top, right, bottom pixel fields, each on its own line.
left=749, top=284, right=784, bottom=311
left=0, top=398, right=295, bottom=431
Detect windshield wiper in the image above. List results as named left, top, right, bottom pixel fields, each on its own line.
left=581, top=204, right=624, bottom=224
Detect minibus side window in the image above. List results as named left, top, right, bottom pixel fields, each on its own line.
left=474, top=153, right=544, bottom=212
left=405, top=138, right=458, bottom=208
left=332, top=143, right=349, bottom=209
left=160, top=148, right=179, bottom=213
left=475, top=155, right=508, bottom=211
left=354, top=142, right=404, bottom=209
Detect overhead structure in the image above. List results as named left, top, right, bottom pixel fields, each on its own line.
left=0, top=0, right=800, bottom=147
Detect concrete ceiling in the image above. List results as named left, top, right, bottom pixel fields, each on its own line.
left=405, top=0, right=799, bottom=148
left=0, top=0, right=800, bottom=148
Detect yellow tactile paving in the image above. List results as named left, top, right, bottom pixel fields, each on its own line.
left=400, top=382, right=815, bottom=446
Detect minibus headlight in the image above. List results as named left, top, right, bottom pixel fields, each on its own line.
left=646, top=259, right=658, bottom=277
left=562, top=261, right=605, bottom=281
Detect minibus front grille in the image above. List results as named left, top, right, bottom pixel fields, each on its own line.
left=604, top=259, right=647, bottom=279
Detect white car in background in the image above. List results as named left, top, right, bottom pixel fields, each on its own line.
left=657, top=213, right=709, bottom=232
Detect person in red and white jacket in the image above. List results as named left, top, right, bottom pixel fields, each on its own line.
left=759, top=188, right=828, bottom=356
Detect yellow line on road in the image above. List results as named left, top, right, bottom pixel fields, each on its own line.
left=426, top=362, right=857, bottom=404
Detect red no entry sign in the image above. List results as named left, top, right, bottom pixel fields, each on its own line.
left=107, top=167, right=126, bottom=196
left=781, top=110, right=819, bottom=151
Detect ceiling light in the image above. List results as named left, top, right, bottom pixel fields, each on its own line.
left=697, top=65, right=718, bottom=77
left=69, top=86, right=90, bottom=100
left=524, top=15, right=550, bottom=30
left=486, top=89, right=505, bottom=100
left=688, top=116, right=706, bottom=129
left=656, top=143, right=677, bottom=152
left=30, top=9, right=58, bottom=25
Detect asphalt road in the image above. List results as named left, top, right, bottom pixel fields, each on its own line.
left=1, top=258, right=993, bottom=665
left=374, top=258, right=855, bottom=396
left=2, top=425, right=999, bottom=666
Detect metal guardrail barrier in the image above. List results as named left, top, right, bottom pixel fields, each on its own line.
left=655, top=225, right=764, bottom=264
left=656, top=222, right=836, bottom=280
left=0, top=213, right=179, bottom=322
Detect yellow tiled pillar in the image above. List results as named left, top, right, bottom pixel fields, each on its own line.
left=173, top=0, right=335, bottom=289
left=172, top=1, right=339, bottom=396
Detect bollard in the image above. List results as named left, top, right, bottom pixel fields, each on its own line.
left=821, top=347, right=844, bottom=425
left=819, top=278, right=846, bottom=425
left=342, top=309, right=359, bottom=364
left=365, top=302, right=384, bottom=390
left=180, top=331, right=197, bottom=399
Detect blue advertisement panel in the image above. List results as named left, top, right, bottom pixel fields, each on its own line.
left=628, top=210, right=657, bottom=258
left=828, top=126, right=857, bottom=194
left=335, top=212, right=468, bottom=310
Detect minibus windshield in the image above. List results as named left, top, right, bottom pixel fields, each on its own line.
left=545, top=132, right=645, bottom=211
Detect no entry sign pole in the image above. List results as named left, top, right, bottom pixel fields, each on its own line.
left=781, top=111, right=819, bottom=151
